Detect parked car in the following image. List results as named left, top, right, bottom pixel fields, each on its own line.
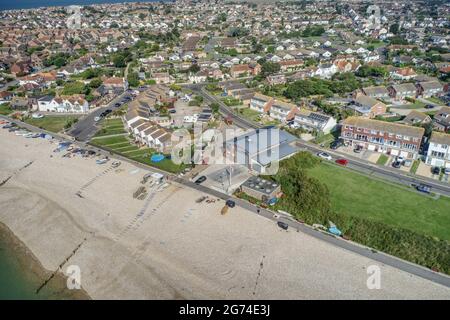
left=416, top=184, right=431, bottom=194
left=330, top=140, right=343, bottom=150
left=444, top=168, right=450, bottom=175
left=194, top=175, right=207, bottom=184
left=277, top=221, right=289, bottom=230
left=353, top=145, right=363, bottom=153
left=432, top=166, right=441, bottom=175
left=225, top=199, right=235, bottom=208
left=94, top=116, right=101, bottom=122
left=317, top=152, right=332, bottom=161
left=335, top=158, right=348, bottom=166
left=424, top=104, right=435, bottom=109
left=392, top=160, right=402, bottom=169
left=32, top=113, right=44, bottom=119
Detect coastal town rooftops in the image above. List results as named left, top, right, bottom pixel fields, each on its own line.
left=343, top=116, right=425, bottom=138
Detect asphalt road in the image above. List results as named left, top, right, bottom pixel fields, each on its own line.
left=297, top=140, right=450, bottom=197
left=68, top=91, right=131, bottom=141
left=2, top=114, right=450, bottom=289
left=183, top=83, right=261, bottom=129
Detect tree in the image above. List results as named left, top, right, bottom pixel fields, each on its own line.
left=127, top=72, right=140, bottom=88
left=62, top=81, right=86, bottom=95
left=389, top=23, right=400, bottom=35
left=88, top=78, right=102, bottom=88
left=188, top=64, right=200, bottom=74
left=261, top=61, right=281, bottom=77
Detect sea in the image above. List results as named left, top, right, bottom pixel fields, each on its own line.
left=0, top=0, right=162, bottom=11
left=0, top=223, right=89, bottom=299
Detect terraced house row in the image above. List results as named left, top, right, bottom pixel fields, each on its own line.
left=124, top=85, right=175, bottom=153
left=341, top=117, right=425, bottom=159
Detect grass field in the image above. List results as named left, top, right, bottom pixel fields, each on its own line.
left=0, top=103, right=12, bottom=115
left=93, top=118, right=126, bottom=137
left=307, top=162, right=450, bottom=241
left=237, top=108, right=261, bottom=122
left=90, top=135, right=185, bottom=173
left=24, top=115, right=80, bottom=133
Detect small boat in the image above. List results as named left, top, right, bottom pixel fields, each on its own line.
left=96, top=157, right=110, bottom=165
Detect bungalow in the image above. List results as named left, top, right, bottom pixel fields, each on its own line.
left=152, top=72, right=171, bottom=84
left=0, top=91, right=13, bottom=103
left=312, top=63, right=338, bottom=79
left=361, top=86, right=390, bottom=100
left=401, top=110, right=432, bottom=126
left=267, top=74, right=286, bottom=86
left=347, top=95, right=387, bottom=118
left=416, top=81, right=444, bottom=98
left=230, top=63, right=261, bottom=78
left=388, top=83, right=417, bottom=100
left=390, top=67, right=417, bottom=80
left=293, top=109, right=337, bottom=134
left=279, top=59, right=303, bottom=72
left=102, top=76, right=128, bottom=92
left=432, top=106, right=450, bottom=132
left=426, top=132, right=450, bottom=168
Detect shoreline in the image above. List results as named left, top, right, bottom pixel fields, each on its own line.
left=0, top=221, right=90, bottom=300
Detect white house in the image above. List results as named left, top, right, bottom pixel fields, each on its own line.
left=426, top=132, right=450, bottom=168
left=37, top=96, right=89, bottom=113
left=293, top=110, right=337, bottom=134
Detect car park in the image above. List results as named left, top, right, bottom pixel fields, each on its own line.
left=194, top=175, right=207, bottom=184
left=317, top=152, right=332, bottom=161
left=335, top=158, right=348, bottom=166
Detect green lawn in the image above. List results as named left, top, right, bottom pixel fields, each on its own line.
left=93, top=118, right=126, bottom=137
left=0, top=103, right=12, bottom=115
left=410, top=160, right=420, bottom=174
left=376, top=154, right=389, bottom=166
left=237, top=108, right=261, bottom=122
left=24, top=115, right=80, bottom=133
left=427, top=96, right=445, bottom=105
left=89, top=135, right=185, bottom=173
left=90, top=135, right=128, bottom=146
left=307, top=162, right=450, bottom=241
